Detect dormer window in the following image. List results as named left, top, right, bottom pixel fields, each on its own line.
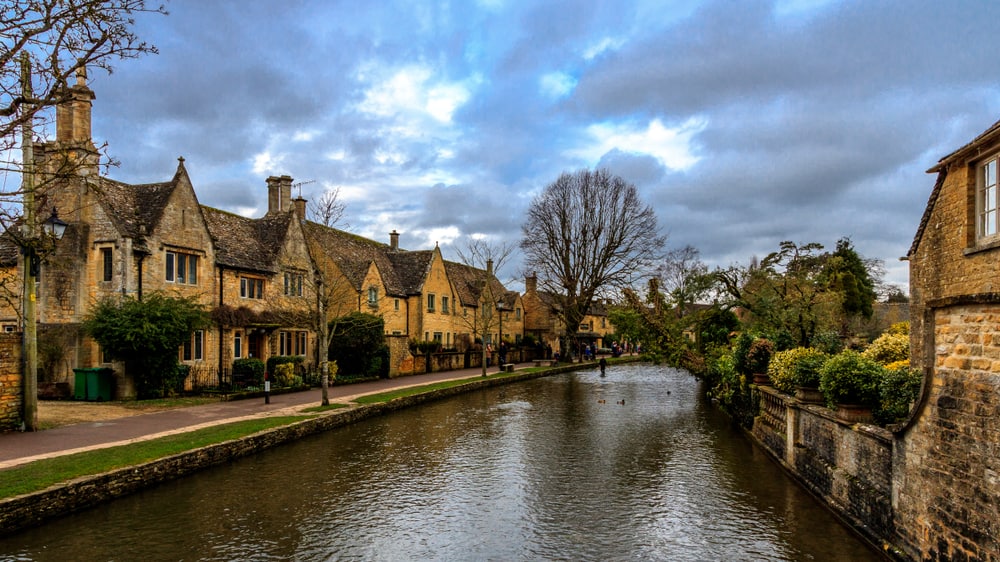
left=368, top=286, right=379, bottom=307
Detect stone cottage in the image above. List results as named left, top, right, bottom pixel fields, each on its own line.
left=903, top=118, right=1000, bottom=561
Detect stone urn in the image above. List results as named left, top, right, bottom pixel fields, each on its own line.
left=834, top=403, right=873, bottom=424
left=795, top=386, right=824, bottom=405
left=752, top=372, right=771, bottom=385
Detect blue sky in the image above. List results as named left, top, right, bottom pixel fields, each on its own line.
left=68, top=0, right=1000, bottom=292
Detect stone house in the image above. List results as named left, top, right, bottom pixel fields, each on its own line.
left=903, top=118, right=1000, bottom=560
left=521, top=274, right=613, bottom=354
left=0, top=71, right=557, bottom=408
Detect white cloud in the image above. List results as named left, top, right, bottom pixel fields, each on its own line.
left=583, top=36, right=625, bottom=60
left=251, top=150, right=281, bottom=175
left=539, top=71, right=577, bottom=99
left=357, top=64, right=477, bottom=124
left=571, top=117, right=706, bottom=171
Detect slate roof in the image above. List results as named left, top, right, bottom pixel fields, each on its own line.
left=202, top=207, right=292, bottom=274
left=96, top=176, right=176, bottom=250
left=303, top=221, right=412, bottom=294
left=443, top=260, right=507, bottom=308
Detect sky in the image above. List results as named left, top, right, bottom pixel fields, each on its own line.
left=65, top=0, right=1000, bottom=292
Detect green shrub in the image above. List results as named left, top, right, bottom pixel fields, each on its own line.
left=266, top=355, right=304, bottom=380
left=232, top=358, right=265, bottom=388
left=819, top=350, right=883, bottom=408
left=876, top=365, right=922, bottom=425
left=861, top=332, right=909, bottom=366
left=746, top=338, right=774, bottom=374
left=733, top=333, right=754, bottom=376
left=708, top=350, right=757, bottom=428
left=273, top=363, right=296, bottom=387
left=768, top=347, right=828, bottom=395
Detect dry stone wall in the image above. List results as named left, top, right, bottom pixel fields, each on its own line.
left=0, top=334, right=22, bottom=431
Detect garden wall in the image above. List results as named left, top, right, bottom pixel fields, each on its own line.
left=0, top=334, right=22, bottom=432
left=751, top=386, right=899, bottom=555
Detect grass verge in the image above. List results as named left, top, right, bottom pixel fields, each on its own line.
left=353, top=371, right=524, bottom=404
left=0, top=416, right=309, bottom=499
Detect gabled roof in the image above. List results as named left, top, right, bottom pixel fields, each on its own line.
left=386, top=250, right=434, bottom=294
left=96, top=177, right=175, bottom=244
left=203, top=207, right=292, bottom=274
left=303, top=221, right=409, bottom=294
left=443, top=260, right=507, bottom=308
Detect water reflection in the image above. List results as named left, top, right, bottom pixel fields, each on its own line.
left=0, top=364, right=882, bottom=561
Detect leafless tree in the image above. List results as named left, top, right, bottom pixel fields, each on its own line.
left=521, top=168, right=665, bottom=357
left=657, top=245, right=712, bottom=317
left=1, top=0, right=165, bottom=186
left=308, top=186, right=347, bottom=229
left=453, top=238, right=515, bottom=376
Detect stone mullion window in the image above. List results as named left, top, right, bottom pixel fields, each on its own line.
left=978, top=155, right=1000, bottom=239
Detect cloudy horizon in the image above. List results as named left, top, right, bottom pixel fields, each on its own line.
left=52, top=0, right=1000, bottom=293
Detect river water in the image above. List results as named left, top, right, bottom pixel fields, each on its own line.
left=1, top=364, right=883, bottom=561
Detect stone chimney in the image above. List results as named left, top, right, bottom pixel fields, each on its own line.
left=266, top=175, right=293, bottom=214
left=56, top=65, right=95, bottom=146
left=487, top=259, right=494, bottom=276
left=525, top=274, right=537, bottom=293
left=293, top=197, right=307, bottom=221
left=389, top=230, right=399, bottom=250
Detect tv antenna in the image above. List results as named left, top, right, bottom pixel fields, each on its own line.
left=292, top=180, right=315, bottom=198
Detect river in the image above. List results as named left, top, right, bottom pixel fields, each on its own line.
left=0, top=363, right=883, bottom=561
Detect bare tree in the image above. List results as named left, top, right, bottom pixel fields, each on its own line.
left=657, top=245, right=712, bottom=317
left=521, top=168, right=665, bottom=357
left=308, top=186, right=347, bottom=228
left=453, top=238, right=515, bottom=376
left=1, top=0, right=165, bottom=182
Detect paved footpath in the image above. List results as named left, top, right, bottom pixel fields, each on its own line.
left=0, top=363, right=540, bottom=470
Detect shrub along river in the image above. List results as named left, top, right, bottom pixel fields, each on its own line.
left=0, top=364, right=883, bottom=561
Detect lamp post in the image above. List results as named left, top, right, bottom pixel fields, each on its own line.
left=496, top=298, right=505, bottom=371
left=22, top=208, right=67, bottom=431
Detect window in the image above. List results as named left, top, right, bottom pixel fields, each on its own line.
left=433, top=332, right=442, bottom=342
left=442, top=296, right=449, bottom=314
left=182, top=330, right=204, bottom=361
left=284, top=272, right=303, bottom=296
left=101, top=248, right=113, bottom=282
left=368, top=286, right=378, bottom=307
left=980, top=156, right=1000, bottom=239
left=516, top=307, right=521, bottom=320
left=165, top=251, right=198, bottom=284
left=241, top=277, right=264, bottom=299
left=602, top=318, right=606, bottom=328
left=280, top=331, right=308, bottom=355
left=296, top=331, right=307, bottom=355
left=234, top=332, right=243, bottom=359
left=427, top=294, right=435, bottom=312
left=2, top=325, right=16, bottom=333
left=394, top=298, right=400, bottom=311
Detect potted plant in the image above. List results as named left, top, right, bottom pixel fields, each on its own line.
left=818, top=350, right=883, bottom=422
left=746, top=338, right=774, bottom=385
left=792, top=348, right=828, bottom=404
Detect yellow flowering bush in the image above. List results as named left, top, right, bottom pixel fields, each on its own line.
left=768, top=347, right=828, bottom=394
left=862, top=332, right=909, bottom=366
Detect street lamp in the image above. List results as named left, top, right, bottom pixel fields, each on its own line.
left=22, top=207, right=67, bottom=431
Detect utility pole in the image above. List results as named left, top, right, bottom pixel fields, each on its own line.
left=20, top=53, right=38, bottom=431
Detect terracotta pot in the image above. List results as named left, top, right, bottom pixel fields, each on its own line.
left=835, top=403, right=872, bottom=423
left=795, top=386, right=824, bottom=405
left=752, top=372, right=771, bottom=385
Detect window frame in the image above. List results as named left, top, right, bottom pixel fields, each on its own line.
left=979, top=155, right=1000, bottom=241
left=100, top=247, right=113, bottom=282
left=240, top=276, right=265, bottom=299
left=427, top=293, right=435, bottom=312
left=165, top=250, right=199, bottom=285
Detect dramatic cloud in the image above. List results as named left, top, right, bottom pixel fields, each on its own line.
left=77, top=0, right=1000, bottom=291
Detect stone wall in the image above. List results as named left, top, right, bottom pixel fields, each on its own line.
left=751, top=386, right=899, bottom=555
left=0, top=333, right=22, bottom=432
left=892, top=302, right=1000, bottom=561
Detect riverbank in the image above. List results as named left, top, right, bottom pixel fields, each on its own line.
left=0, top=359, right=617, bottom=536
